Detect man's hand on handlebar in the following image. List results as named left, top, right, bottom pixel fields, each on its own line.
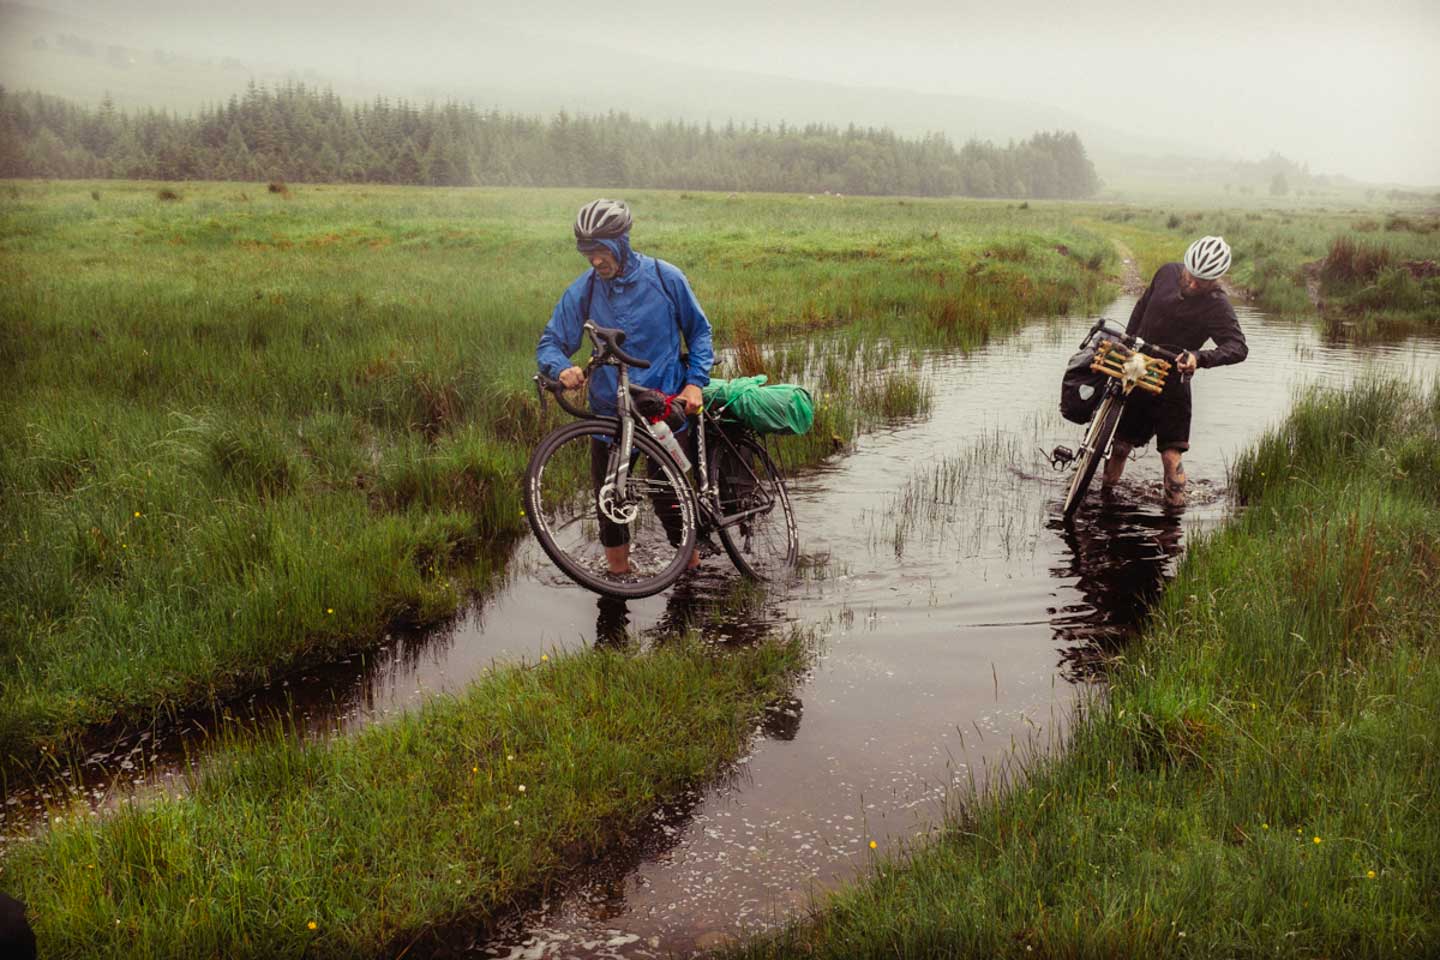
left=678, top=384, right=703, bottom=415
left=1176, top=351, right=1198, bottom=376
left=558, top=366, right=586, bottom=390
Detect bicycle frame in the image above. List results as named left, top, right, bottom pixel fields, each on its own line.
left=534, top=323, right=776, bottom=536
left=1056, top=319, right=1180, bottom=519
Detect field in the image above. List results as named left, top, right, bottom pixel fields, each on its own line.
left=1084, top=204, right=1440, bottom=331
left=0, top=180, right=1119, bottom=763
left=3, top=179, right=1439, bottom=956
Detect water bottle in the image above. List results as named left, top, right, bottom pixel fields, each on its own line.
left=647, top=418, right=691, bottom=473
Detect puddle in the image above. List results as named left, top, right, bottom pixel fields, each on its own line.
left=5, top=300, right=1440, bottom=955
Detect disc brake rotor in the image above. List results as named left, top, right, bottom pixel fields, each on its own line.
left=598, top=481, right=639, bottom=525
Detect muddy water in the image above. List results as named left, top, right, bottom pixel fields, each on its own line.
left=5, top=303, right=1440, bottom=954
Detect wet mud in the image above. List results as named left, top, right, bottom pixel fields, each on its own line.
left=5, top=300, right=1440, bottom=957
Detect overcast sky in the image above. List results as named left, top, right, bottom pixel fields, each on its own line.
left=16, top=0, right=1440, bottom=184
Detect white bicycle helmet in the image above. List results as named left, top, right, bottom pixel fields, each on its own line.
left=574, top=199, right=632, bottom=242
left=1184, top=235, right=1232, bottom=280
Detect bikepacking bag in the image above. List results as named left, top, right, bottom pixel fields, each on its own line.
left=1059, top=333, right=1109, bottom=424
left=702, top=376, right=815, bottom=436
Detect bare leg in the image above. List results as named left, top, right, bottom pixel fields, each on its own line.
left=608, top=542, right=699, bottom=574
left=1161, top=448, right=1187, bottom=507
left=1102, top=440, right=1132, bottom=491
left=605, top=544, right=630, bottom=575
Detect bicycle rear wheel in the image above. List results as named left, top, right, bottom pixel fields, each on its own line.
left=525, top=420, right=698, bottom=599
left=1061, top=395, right=1123, bottom=520
left=709, top=434, right=798, bottom=581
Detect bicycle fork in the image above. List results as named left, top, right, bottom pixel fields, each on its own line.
left=597, top=366, right=640, bottom=526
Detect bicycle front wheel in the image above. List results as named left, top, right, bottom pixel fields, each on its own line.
left=709, top=434, right=798, bottom=581
left=525, top=420, right=698, bottom=599
left=1061, top=395, right=1123, bottom=520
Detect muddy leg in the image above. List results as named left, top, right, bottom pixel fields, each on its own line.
left=1161, top=448, right=1187, bottom=507
left=1102, top=440, right=1132, bottom=492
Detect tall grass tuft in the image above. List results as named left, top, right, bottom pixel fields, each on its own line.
left=1323, top=235, right=1393, bottom=285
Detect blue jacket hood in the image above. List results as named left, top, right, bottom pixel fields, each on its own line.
left=583, top=234, right=635, bottom=278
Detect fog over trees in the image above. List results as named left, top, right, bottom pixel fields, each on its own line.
left=0, top=84, right=1102, bottom=198
left=1, top=0, right=1434, bottom=187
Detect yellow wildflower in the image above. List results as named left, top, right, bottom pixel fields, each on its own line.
left=1367, top=870, right=1376, bottom=879
left=869, top=840, right=877, bottom=850
left=1313, top=836, right=1322, bottom=845
left=307, top=921, right=317, bottom=931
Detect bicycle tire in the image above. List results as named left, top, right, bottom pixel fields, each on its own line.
left=1061, top=395, right=1123, bottom=520
left=709, top=434, right=798, bottom=581
left=525, top=419, right=698, bottom=599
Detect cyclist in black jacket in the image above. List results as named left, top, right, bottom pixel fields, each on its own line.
left=1103, top=236, right=1248, bottom=507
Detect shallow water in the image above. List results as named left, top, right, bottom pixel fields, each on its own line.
left=4, top=302, right=1439, bottom=955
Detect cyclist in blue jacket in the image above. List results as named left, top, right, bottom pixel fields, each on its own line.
left=537, top=199, right=715, bottom=576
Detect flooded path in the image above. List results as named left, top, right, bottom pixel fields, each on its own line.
left=5, top=300, right=1440, bottom=956
left=466, top=301, right=1440, bottom=958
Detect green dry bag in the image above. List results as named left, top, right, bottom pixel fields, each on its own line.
left=702, top=376, right=815, bottom=436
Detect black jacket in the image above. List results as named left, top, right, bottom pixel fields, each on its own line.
left=1125, top=262, right=1249, bottom=369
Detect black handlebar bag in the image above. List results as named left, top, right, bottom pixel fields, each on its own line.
left=1059, top=332, right=1108, bottom=424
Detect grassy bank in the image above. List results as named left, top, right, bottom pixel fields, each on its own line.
left=1087, top=206, right=1440, bottom=332
left=1, top=632, right=807, bottom=957
left=733, top=377, right=1440, bottom=958
left=0, top=180, right=1117, bottom=761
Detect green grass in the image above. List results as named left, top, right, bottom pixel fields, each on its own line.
left=2, top=631, right=808, bottom=958
left=0, top=180, right=1117, bottom=762
left=732, top=377, right=1440, bottom=958
left=1087, top=206, right=1440, bottom=329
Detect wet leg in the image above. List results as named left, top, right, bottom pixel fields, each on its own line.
left=1102, top=440, right=1132, bottom=492
left=604, top=544, right=631, bottom=575
left=1161, top=448, right=1187, bottom=507
left=643, top=455, right=700, bottom=569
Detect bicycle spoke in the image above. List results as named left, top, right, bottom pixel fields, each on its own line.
left=525, top=422, right=697, bottom=598
left=711, top=436, right=797, bottom=581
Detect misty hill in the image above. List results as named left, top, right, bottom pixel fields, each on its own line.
left=0, top=0, right=1190, bottom=179
left=0, top=85, right=1101, bottom=199
left=2, top=0, right=1403, bottom=198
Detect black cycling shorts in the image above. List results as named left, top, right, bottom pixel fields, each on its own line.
left=1114, top=386, right=1191, bottom=453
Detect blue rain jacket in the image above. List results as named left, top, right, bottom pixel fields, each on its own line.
left=537, top=235, right=714, bottom=417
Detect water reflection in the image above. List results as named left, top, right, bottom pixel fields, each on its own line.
left=1048, top=486, right=1188, bottom=680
